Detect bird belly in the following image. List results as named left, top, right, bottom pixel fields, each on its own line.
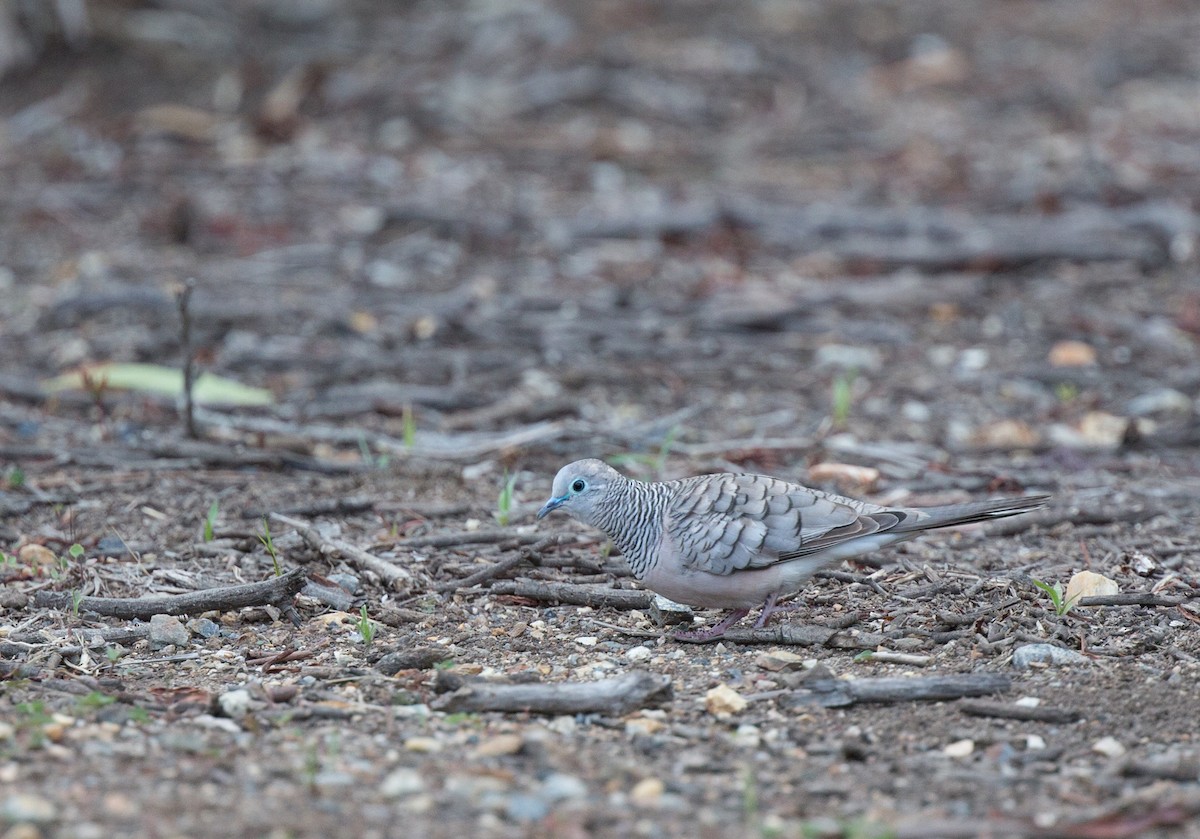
left=640, top=562, right=795, bottom=610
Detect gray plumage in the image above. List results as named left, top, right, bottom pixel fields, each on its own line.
left=537, top=458, right=1048, bottom=640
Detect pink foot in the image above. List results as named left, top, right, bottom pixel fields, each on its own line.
left=670, top=609, right=750, bottom=643
left=752, top=592, right=803, bottom=629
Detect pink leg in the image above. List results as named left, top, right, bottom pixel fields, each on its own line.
left=670, top=608, right=750, bottom=643
left=753, top=592, right=803, bottom=628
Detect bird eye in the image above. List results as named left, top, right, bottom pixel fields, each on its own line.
left=571, top=479, right=586, bottom=493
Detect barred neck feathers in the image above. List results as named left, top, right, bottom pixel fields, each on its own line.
left=591, top=478, right=665, bottom=579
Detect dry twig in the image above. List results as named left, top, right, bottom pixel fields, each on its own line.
left=432, top=670, right=672, bottom=715
left=34, top=567, right=307, bottom=619
left=271, top=513, right=411, bottom=591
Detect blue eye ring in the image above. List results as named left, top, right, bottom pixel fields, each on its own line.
left=571, top=479, right=587, bottom=493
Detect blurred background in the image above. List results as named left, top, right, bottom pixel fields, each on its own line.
left=1, top=0, right=1197, bottom=480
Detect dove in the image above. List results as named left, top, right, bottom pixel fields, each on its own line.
left=537, top=459, right=1048, bottom=641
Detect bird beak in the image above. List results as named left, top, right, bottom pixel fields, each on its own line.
left=536, top=495, right=567, bottom=520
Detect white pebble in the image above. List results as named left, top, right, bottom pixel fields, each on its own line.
left=1092, top=736, right=1126, bottom=758
left=624, top=646, right=652, bottom=662
left=943, top=739, right=975, bottom=758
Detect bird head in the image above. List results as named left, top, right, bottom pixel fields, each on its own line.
left=536, top=459, right=621, bottom=525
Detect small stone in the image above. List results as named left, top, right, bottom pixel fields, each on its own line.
left=705, top=684, right=747, bottom=718
left=649, top=595, right=693, bottom=626
left=217, top=689, right=254, bottom=719
left=1092, top=736, right=1126, bottom=758
left=629, top=777, right=665, bottom=807
left=624, top=717, right=665, bottom=737
left=0, top=722, right=13, bottom=740
left=1048, top=340, right=1096, bottom=367
left=624, top=646, right=652, bottom=662
left=815, top=344, right=882, bottom=371
left=148, top=614, right=190, bottom=649
left=374, top=647, right=446, bottom=675
left=16, top=544, right=56, bottom=571
left=1, top=793, right=58, bottom=824
left=943, top=739, right=975, bottom=758
left=472, top=734, right=523, bottom=758
left=1011, top=644, right=1090, bottom=669
left=540, top=773, right=587, bottom=801
left=1026, top=735, right=1046, bottom=751
left=970, top=419, right=1039, bottom=449
left=380, top=767, right=425, bottom=798
left=957, top=347, right=990, bottom=371
left=2, top=822, right=43, bottom=839
left=328, top=573, right=361, bottom=594
left=1127, top=388, right=1191, bottom=416
left=732, top=724, right=761, bottom=748
left=574, top=636, right=598, bottom=647
left=902, top=401, right=932, bottom=423
left=186, top=618, right=222, bottom=639
left=404, top=737, right=443, bottom=754
left=755, top=650, right=809, bottom=672
left=1064, top=571, right=1118, bottom=604
left=1126, top=550, right=1158, bottom=577
left=505, top=794, right=549, bottom=822
left=1015, top=696, right=1041, bottom=708
left=806, top=463, right=880, bottom=493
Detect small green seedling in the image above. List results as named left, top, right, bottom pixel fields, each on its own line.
left=402, top=403, right=416, bottom=449
left=258, top=517, right=281, bottom=576
left=68, top=543, right=84, bottom=561
left=203, top=499, right=219, bottom=542
left=1055, top=382, right=1079, bottom=403
left=831, top=369, right=858, bottom=428
left=6, top=465, right=24, bottom=489
left=70, top=589, right=84, bottom=617
left=1032, top=578, right=1080, bottom=616
left=495, top=471, right=517, bottom=526
left=356, top=605, right=376, bottom=646
left=76, top=691, right=116, bottom=712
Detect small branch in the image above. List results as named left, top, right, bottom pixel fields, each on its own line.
left=271, top=513, right=411, bottom=591
left=1077, top=592, right=1191, bottom=608
left=958, top=699, right=1081, bottom=723
left=780, top=673, right=1010, bottom=709
left=395, top=529, right=543, bottom=550
left=436, top=536, right=564, bottom=593
left=175, top=277, right=198, bottom=439
left=486, top=580, right=652, bottom=611
left=34, top=567, right=307, bottom=619
left=684, top=623, right=885, bottom=648
left=431, top=670, right=672, bottom=715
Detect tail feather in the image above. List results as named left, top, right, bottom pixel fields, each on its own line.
left=896, top=494, right=1050, bottom=533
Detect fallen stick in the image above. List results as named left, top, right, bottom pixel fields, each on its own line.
left=487, top=580, right=653, bottom=611
left=780, top=673, right=1010, bottom=709
left=34, top=567, right=307, bottom=619
left=1077, top=592, right=1191, bottom=608
left=432, top=670, right=672, bottom=715
left=958, top=699, right=1080, bottom=723
left=396, top=529, right=543, bottom=550
left=436, top=536, right=565, bottom=593
left=271, top=513, right=411, bottom=591
left=680, top=623, right=885, bottom=649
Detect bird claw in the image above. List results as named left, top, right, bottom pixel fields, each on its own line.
left=669, top=608, right=749, bottom=643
